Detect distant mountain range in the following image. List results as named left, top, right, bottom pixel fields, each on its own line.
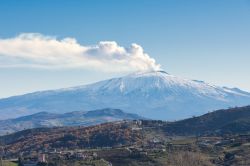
left=0, top=108, right=143, bottom=135
left=0, top=70, right=250, bottom=120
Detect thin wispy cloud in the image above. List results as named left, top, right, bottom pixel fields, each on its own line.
left=0, top=33, right=161, bottom=72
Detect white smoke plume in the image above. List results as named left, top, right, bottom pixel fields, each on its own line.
left=0, top=33, right=161, bottom=72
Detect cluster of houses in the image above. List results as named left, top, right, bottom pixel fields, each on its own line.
left=18, top=149, right=99, bottom=166
left=19, top=153, right=46, bottom=166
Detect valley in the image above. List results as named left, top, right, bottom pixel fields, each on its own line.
left=1, top=106, right=250, bottom=166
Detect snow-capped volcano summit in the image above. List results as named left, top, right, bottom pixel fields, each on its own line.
left=0, top=70, right=250, bottom=120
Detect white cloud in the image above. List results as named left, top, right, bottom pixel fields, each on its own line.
left=0, top=33, right=161, bottom=72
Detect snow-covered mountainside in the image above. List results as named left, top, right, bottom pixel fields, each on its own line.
left=0, top=71, right=250, bottom=120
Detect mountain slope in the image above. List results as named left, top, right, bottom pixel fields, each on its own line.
left=164, top=106, right=250, bottom=135
left=0, top=71, right=250, bottom=120
left=0, top=122, right=142, bottom=156
left=0, top=108, right=143, bottom=135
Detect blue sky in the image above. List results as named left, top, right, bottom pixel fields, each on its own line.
left=0, top=0, right=250, bottom=98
